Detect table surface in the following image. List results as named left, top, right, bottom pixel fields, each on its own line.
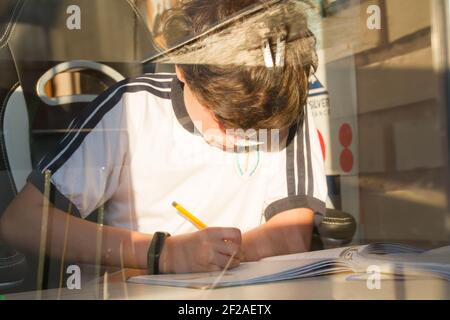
left=5, top=272, right=450, bottom=300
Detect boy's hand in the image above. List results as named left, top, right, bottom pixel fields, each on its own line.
left=158, top=227, right=242, bottom=274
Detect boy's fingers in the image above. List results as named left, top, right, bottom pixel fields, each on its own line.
left=214, top=241, right=240, bottom=257
left=205, top=264, right=223, bottom=272
left=208, top=227, right=242, bottom=243
left=210, top=253, right=241, bottom=269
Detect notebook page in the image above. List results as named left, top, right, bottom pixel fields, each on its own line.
left=129, top=258, right=335, bottom=288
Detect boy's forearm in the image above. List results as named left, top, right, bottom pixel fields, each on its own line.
left=241, top=208, right=314, bottom=261
left=47, top=211, right=152, bottom=269
left=0, top=183, right=151, bottom=270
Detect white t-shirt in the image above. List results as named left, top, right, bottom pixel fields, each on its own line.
left=28, top=73, right=327, bottom=235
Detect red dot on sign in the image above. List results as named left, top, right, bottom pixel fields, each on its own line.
left=317, top=129, right=326, bottom=161
left=339, top=123, right=353, bottom=148
left=340, top=149, right=354, bottom=173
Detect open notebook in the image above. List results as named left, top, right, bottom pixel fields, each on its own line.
left=128, top=243, right=450, bottom=289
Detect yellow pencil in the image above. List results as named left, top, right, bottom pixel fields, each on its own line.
left=172, top=201, right=207, bottom=230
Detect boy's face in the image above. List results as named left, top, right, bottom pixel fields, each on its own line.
left=176, top=66, right=255, bottom=149
left=175, top=67, right=220, bottom=131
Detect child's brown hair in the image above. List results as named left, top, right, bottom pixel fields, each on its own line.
left=157, top=0, right=318, bottom=130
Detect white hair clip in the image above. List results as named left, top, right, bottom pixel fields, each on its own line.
left=261, top=27, right=287, bottom=69
left=275, top=31, right=286, bottom=68
left=262, top=39, right=275, bottom=68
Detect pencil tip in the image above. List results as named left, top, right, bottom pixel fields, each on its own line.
left=172, top=201, right=177, bottom=207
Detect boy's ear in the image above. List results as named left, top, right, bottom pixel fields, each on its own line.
left=175, top=65, right=186, bottom=84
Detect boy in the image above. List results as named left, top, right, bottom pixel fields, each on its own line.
left=0, top=0, right=326, bottom=274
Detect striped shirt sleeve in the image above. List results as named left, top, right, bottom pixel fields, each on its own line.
left=27, top=79, right=133, bottom=218
left=264, top=105, right=328, bottom=221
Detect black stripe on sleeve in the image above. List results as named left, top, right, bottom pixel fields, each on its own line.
left=304, top=108, right=314, bottom=197
left=264, top=195, right=326, bottom=220
left=136, top=77, right=174, bottom=89
left=296, top=114, right=306, bottom=196
left=285, top=124, right=298, bottom=197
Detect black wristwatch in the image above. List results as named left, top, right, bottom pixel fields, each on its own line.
left=147, top=232, right=171, bottom=275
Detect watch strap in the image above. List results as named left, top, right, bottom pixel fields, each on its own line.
left=147, top=232, right=171, bottom=275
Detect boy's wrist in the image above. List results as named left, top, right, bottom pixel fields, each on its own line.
left=241, top=236, right=262, bottom=262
